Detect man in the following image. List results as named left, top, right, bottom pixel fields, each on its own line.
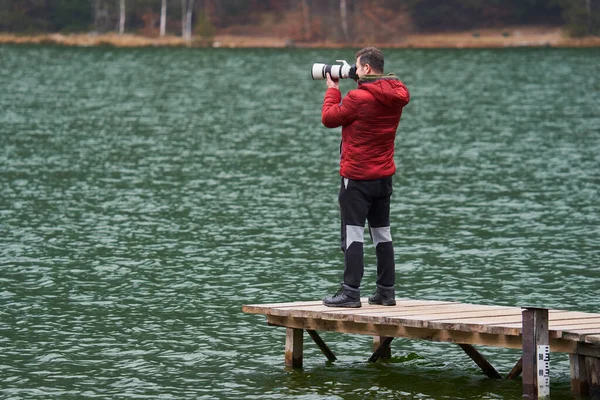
left=321, top=47, right=410, bottom=308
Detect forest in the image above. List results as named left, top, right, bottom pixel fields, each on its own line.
left=1, top=0, right=599, bottom=43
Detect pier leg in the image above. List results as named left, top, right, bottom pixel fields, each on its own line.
left=586, top=356, right=600, bottom=397
left=522, top=307, right=550, bottom=399
left=458, top=344, right=502, bottom=379
left=369, top=336, right=394, bottom=363
left=372, top=336, right=392, bottom=360
left=307, top=330, right=337, bottom=362
left=570, top=353, right=589, bottom=395
left=285, top=327, right=303, bottom=368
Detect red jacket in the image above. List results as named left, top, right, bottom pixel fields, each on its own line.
left=322, top=74, right=410, bottom=180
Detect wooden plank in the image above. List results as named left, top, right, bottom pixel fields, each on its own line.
left=492, top=319, right=600, bottom=341
left=353, top=313, right=522, bottom=336
left=245, top=298, right=456, bottom=315
left=347, top=302, right=470, bottom=315
left=549, top=318, right=600, bottom=326
left=353, top=310, right=526, bottom=336
left=551, top=322, right=600, bottom=332
left=266, top=315, right=581, bottom=353
left=564, top=328, right=600, bottom=335
left=427, top=311, right=600, bottom=335
left=586, top=335, right=600, bottom=344
left=305, top=303, right=461, bottom=322
left=483, top=324, right=524, bottom=337
left=426, top=308, right=523, bottom=320
left=266, top=300, right=458, bottom=320
left=354, top=305, right=520, bottom=321
left=493, top=316, right=600, bottom=329
left=391, top=313, right=523, bottom=324
left=422, top=315, right=525, bottom=331
left=549, top=310, right=600, bottom=318
left=574, top=343, right=600, bottom=358
left=350, top=306, right=518, bottom=325
left=358, top=303, right=519, bottom=317
left=243, top=301, right=322, bottom=314
left=245, top=299, right=482, bottom=318
left=563, top=329, right=600, bottom=342
left=267, top=315, right=522, bottom=348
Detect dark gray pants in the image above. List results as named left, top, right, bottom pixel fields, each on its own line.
left=339, top=176, right=395, bottom=289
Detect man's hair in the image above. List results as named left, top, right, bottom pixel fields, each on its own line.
left=355, top=47, right=384, bottom=74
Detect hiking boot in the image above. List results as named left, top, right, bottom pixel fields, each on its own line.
left=323, top=283, right=361, bottom=308
left=368, top=285, right=396, bottom=306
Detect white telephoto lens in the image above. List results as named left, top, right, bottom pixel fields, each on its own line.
left=339, top=64, right=350, bottom=79
left=330, top=65, right=342, bottom=80
left=311, top=63, right=327, bottom=80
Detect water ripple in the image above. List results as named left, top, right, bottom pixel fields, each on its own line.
left=1, top=46, right=599, bottom=399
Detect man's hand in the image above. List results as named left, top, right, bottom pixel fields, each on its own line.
left=326, top=72, right=339, bottom=90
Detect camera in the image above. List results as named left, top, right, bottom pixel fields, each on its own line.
left=311, top=60, right=357, bottom=81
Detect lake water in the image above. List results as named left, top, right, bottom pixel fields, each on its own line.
left=1, top=44, right=599, bottom=399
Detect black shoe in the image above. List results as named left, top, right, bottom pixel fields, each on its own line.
left=368, top=285, right=396, bottom=306
left=323, top=283, right=361, bottom=308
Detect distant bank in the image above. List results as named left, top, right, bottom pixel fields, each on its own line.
left=1, top=27, right=599, bottom=48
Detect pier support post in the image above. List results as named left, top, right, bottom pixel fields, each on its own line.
left=506, top=357, right=523, bottom=380
left=307, top=330, right=337, bottom=362
left=285, top=327, right=303, bottom=368
left=369, top=336, right=393, bottom=363
left=372, top=336, right=392, bottom=360
left=586, top=356, right=600, bottom=397
left=570, top=353, right=589, bottom=395
left=522, top=307, right=550, bottom=399
left=458, top=344, right=502, bottom=379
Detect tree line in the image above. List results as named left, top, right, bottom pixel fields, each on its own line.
left=0, top=0, right=598, bottom=40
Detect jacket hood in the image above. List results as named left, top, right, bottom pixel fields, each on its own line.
left=358, top=73, right=410, bottom=108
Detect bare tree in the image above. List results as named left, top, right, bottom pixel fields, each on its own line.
left=181, top=0, right=195, bottom=40
left=340, top=0, right=349, bottom=42
left=118, top=0, right=125, bottom=34
left=185, top=0, right=195, bottom=40
left=160, top=0, right=167, bottom=36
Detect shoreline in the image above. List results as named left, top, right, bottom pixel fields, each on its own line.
left=2, top=28, right=600, bottom=49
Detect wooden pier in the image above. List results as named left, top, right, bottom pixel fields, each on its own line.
left=242, top=298, right=600, bottom=398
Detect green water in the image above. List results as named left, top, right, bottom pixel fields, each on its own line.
left=1, top=44, right=599, bottom=399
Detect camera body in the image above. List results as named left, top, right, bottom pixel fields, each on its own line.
left=311, top=60, right=357, bottom=81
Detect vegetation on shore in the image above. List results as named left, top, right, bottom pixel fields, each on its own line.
left=1, top=0, right=599, bottom=48
left=2, top=27, right=600, bottom=49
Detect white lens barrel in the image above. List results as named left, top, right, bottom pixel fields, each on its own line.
left=339, top=64, right=350, bottom=79
left=329, top=65, right=342, bottom=80
left=311, top=63, right=327, bottom=80
left=311, top=62, right=351, bottom=80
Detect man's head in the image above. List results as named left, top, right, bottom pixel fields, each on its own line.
left=355, top=47, right=384, bottom=79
